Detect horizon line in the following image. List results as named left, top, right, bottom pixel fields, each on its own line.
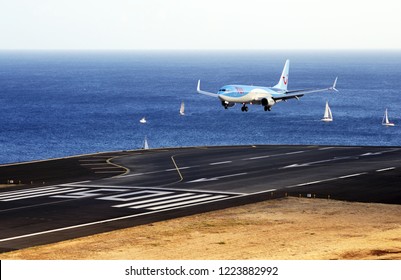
left=1, top=48, right=401, bottom=52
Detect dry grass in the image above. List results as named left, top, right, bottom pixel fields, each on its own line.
left=1, top=197, right=401, bottom=260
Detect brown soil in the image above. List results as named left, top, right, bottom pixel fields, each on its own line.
left=1, top=197, right=401, bottom=260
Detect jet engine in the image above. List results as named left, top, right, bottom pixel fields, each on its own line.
left=261, top=97, right=275, bottom=107
left=261, top=97, right=275, bottom=111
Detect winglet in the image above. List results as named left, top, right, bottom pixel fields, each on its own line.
left=197, top=79, right=201, bottom=92
left=330, top=77, right=339, bottom=92
left=196, top=80, right=219, bottom=97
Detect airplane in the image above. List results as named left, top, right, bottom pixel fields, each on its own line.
left=196, top=59, right=338, bottom=112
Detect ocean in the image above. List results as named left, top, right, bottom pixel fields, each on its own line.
left=1, top=50, right=401, bottom=164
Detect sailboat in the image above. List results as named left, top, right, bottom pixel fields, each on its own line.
left=143, top=136, right=149, bottom=149
left=382, top=108, right=395, bottom=126
left=179, top=101, right=185, bottom=116
left=321, top=101, right=333, bottom=122
left=139, top=117, right=147, bottom=124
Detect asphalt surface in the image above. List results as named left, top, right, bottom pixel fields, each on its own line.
left=1, top=145, right=401, bottom=253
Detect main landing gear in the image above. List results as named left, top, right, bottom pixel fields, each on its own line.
left=241, top=104, right=248, bottom=112
left=264, top=106, right=271, bottom=111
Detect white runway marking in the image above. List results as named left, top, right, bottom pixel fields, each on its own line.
left=80, top=163, right=111, bottom=166
left=209, top=161, right=232, bottom=165
left=149, top=195, right=227, bottom=210
left=339, top=173, right=368, bottom=179
left=245, top=150, right=308, bottom=161
left=186, top=172, right=247, bottom=183
left=0, top=186, right=58, bottom=198
left=0, top=192, right=240, bottom=243
left=281, top=156, right=353, bottom=169
left=97, top=190, right=172, bottom=202
left=91, top=166, right=123, bottom=170
left=94, top=171, right=123, bottom=174
left=52, top=188, right=127, bottom=199
left=102, top=189, right=233, bottom=210
left=285, top=151, right=305, bottom=155
left=0, top=188, right=88, bottom=201
left=113, top=193, right=194, bottom=208
left=165, top=166, right=191, bottom=172
left=376, top=167, right=396, bottom=172
left=284, top=172, right=371, bottom=189
left=131, top=194, right=210, bottom=209
left=246, top=155, right=271, bottom=160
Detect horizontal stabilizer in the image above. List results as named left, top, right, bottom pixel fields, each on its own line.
left=274, top=77, right=339, bottom=102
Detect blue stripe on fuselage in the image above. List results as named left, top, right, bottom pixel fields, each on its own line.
left=218, top=85, right=282, bottom=98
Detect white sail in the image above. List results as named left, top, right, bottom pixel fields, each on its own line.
left=140, top=117, right=146, bottom=124
left=321, top=101, right=333, bottom=122
left=143, top=136, right=149, bottom=149
left=382, top=109, right=395, bottom=126
left=179, top=101, right=185, bottom=116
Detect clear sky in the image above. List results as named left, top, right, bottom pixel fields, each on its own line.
left=0, top=0, right=400, bottom=50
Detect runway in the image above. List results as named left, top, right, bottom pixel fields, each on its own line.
left=1, top=145, right=401, bottom=252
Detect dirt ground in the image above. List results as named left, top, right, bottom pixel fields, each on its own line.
left=1, top=197, right=401, bottom=260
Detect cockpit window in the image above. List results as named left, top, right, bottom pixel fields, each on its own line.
left=219, top=88, right=226, bottom=92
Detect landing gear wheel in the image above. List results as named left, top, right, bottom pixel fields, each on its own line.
left=241, top=105, right=248, bottom=112
left=264, top=106, right=271, bottom=111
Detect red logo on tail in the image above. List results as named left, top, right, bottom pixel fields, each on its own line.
left=282, top=76, right=288, bottom=85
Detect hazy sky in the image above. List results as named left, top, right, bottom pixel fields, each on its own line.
left=1, top=0, right=400, bottom=50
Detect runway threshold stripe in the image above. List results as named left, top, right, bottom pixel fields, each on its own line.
left=98, top=190, right=172, bottom=202
left=1, top=188, right=88, bottom=201
left=0, top=186, right=58, bottom=198
left=132, top=194, right=210, bottom=209
left=0, top=188, right=73, bottom=200
left=108, top=192, right=171, bottom=208
left=148, top=195, right=227, bottom=210
left=113, top=193, right=194, bottom=208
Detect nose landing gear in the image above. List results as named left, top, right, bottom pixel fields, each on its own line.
left=241, top=104, right=248, bottom=112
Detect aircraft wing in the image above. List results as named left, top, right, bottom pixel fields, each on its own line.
left=273, top=77, right=338, bottom=102
left=197, top=80, right=219, bottom=97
